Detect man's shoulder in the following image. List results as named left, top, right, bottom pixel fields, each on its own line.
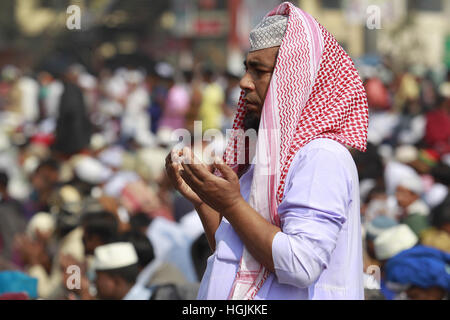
left=286, top=138, right=356, bottom=183
left=302, top=138, right=350, bottom=154
left=293, top=138, right=353, bottom=165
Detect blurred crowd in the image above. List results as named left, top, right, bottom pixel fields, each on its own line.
left=355, top=58, right=450, bottom=300
left=0, top=59, right=237, bottom=300
left=0, top=54, right=449, bottom=300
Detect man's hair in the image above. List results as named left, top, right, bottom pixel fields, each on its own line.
left=0, top=171, right=8, bottom=189
left=35, top=158, right=60, bottom=173
left=352, top=142, right=384, bottom=181
left=431, top=194, right=450, bottom=228
left=364, top=185, right=386, bottom=205
left=129, top=213, right=152, bottom=233
left=202, top=67, right=214, bottom=81
left=81, top=211, right=119, bottom=243
left=102, top=263, right=140, bottom=284
left=431, top=163, right=450, bottom=186
left=119, top=231, right=155, bottom=268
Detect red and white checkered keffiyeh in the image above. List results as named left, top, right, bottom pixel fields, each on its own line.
left=223, top=2, right=369, bottom=300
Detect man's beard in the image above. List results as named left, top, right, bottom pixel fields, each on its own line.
left=243, top=111, right=261, bottom=133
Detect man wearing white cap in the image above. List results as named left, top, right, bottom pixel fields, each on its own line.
left=121, top=69, right=153, bottom=147
left=395, top=173, right=431, bottom=236
left=373, top=224, right=419, bottom=300
left=94, top=242, right=152, bottom=300
left=395, top=174, right=426, bottom=214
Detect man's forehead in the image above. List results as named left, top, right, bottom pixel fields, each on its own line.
left=245, top=46, right=280, bottom=68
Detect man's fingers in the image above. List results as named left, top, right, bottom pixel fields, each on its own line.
left=213, top=157, right=236, bottom=181
left=179, top=168, right=202, bottom=194
left=185, top=162, right=213, bottom=181
left=180, top=147, right=215, bottom=180
left=165, top=150, right=183, bottom=180
left=181, top=162, right=204, bottom=185
left=165, top=149, right=183, bottom=167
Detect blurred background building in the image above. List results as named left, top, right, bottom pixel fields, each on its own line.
left=0, top=0, right=448, bottom=75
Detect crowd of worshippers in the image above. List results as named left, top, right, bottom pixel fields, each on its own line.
left=0, top=55, right=449, bottom=299
left=0, top=61, right=229, bottom=300
left=352, top=63, right=450, bottom=300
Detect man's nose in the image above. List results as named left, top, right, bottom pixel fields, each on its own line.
left=239, top=72, right=255, bottom=92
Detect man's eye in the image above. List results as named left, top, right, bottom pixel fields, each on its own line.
left=255, top=69, right=265, bottom=76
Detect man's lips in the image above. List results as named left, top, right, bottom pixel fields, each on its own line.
left=244, top=99, right=260, bottom=112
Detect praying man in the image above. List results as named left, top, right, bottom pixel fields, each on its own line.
left=165, top=2, right=369, bottom=300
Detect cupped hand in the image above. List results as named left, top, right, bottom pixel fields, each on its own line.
left=165, top=147, right=204, bottom=207
left=179, top=149, right=243, bottom=215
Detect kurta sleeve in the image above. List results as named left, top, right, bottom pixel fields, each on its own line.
left=271, top=146, right=352, bottom=288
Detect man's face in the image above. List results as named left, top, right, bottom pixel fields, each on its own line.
left=395, top=186, right=419, bottom=209
left=82, top=231, right=104, bottom=256
left=240, top=46, right=279, bottom=131
left=32, top=166, right=59, bottom=192
left=406, top=286, right=445, bottom=300
left=95, top=271, right=117, bottom=299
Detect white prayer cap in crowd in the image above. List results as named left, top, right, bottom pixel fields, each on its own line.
left=38, top=118, right=56, bottom=135
left=249, top=15, right=288, bottom=52
left=78, top=73, right=97, bottom=90
left=59, top=162, right=74, bottom=183
left=424, top=183, right=448, bottom=209
left=1, top=65, right=20, bottom=81
left=359, top=179, right=376, bottom=203
left=384, top=161, right=417, bottom=196
left=23, top=156, right=40, bottom=176
left=27, top=143, right=51, bottom=160
left=68, top=63, right=86, bottom=75
left=438, top=82, right=450, bottom=98
left=93, top=242, right=138, bottom=271
left=134, top=127, right=157, bottom=148
left=395, top=145, right=418, bottom=164
left=155, top=62, right=174, bottom=79
left=115, top=67, right=128, bottom=78
left=26, top=212, right=55, bottom=239
left=125, top=70, right=144, bottom=84
left=136, top=147, right=167, bottom=181
left=377, top=144, right=394, bottom=162
left=59, top=185, right=82, bottom=203
left=374, top=224, right=418, bottom=261
left=156, top=127, right=176, bottom=146
left=7, top=177, right=31, bottom=201
left=397, top=173, right=424, bottom=195
left=98, top=146, right=124, bottom=169
left=0, top=132, right=10, bottom=151
left=103, top=171, right=139, bottom=198
left=52, top=185, right=83, bottom=217
left=74, top=156, right=112, bottom=185
left=90, top=133, right=107, bottom=151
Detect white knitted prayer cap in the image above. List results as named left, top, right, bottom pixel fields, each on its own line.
left=249, top=15, right=288, bottom=52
